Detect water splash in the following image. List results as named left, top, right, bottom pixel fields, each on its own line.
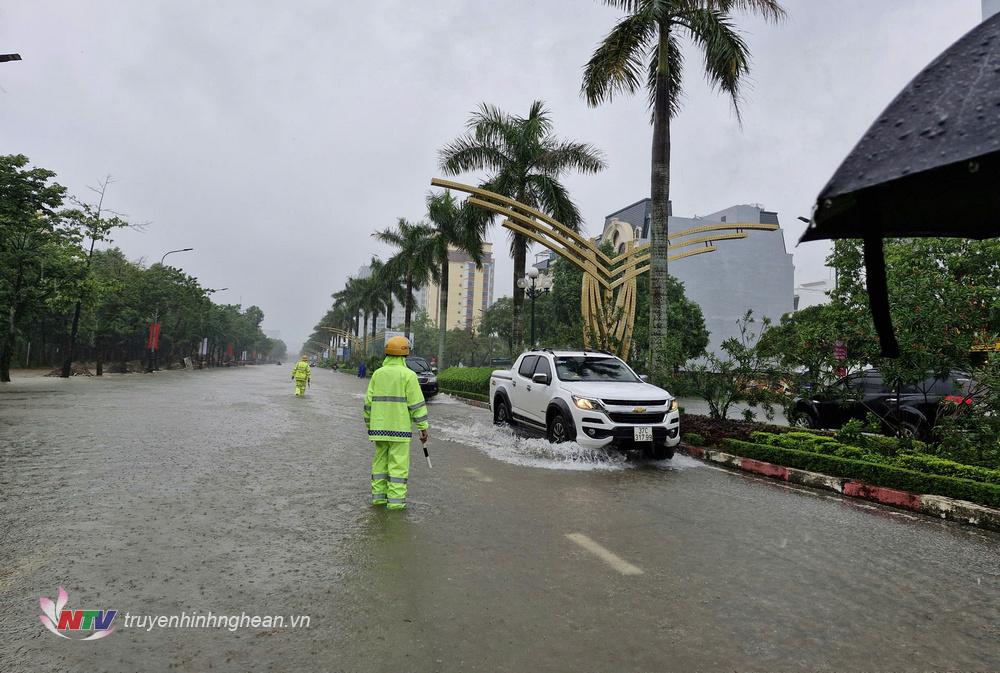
left=435, top=417, right=630, bottom=471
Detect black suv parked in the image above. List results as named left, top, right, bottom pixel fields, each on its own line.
left=405, top=356, right=438, bottom=398
left=789, top=369, right=976, bottom=439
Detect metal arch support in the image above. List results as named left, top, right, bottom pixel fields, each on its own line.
left=318, top=325, right=365, bottom=352
left=432, top=177, right=780, bottom=360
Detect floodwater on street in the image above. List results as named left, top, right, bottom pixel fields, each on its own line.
left=1, top=365, right=998, bottom=673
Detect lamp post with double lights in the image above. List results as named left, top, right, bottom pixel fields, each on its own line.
left=517, top=266, right=553, bottom=347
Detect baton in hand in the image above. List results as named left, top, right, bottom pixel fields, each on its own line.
left=421, top=439, right=432, bottom=469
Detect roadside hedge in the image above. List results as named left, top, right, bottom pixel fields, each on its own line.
left=682, top=432, right=705, bottom=446
left=722, top=439, right=1000, bottom=508
left=749, top=431, right=1000, bottom=486
left=438, top=367, right=493, bottom=398
left=444, top=389, right=489, bottom=403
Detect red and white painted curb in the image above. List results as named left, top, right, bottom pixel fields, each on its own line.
left=680, top=444, right=1000, bottom=532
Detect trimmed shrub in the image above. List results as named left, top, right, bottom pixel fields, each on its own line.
left=893, top=453, right=1000, bottom=486
left=749, top=431, right=1000, bottom=486
left=444, top=389, right=489, bottom=403
left=437, top=367, right=493, bottom=398
left=722, top=439, right=1000, bottom=508
left=682, top=432, right=705, bottom=446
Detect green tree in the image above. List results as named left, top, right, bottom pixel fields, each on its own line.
left=686, top=310, right=779, bottom=420
left=0, top=155, right=71, bottom=382
left=426, top=190, right=486, bottom=368
left=374, top=218, right=437, bottom=339
left=368, top=256, right=405, bottom=334
left=439, top=101, right=605, bottom=350
left=478, top=296, right=515, bottom=356
left=268, top=339, right=288, bottom=361
left=333, top=276, right=370, bottom=344
left=59, top=177, right=129, bottom=377
left=758, top=302, right=867, bottom=390
left=633, top=273, right=708, bottom=372
left=582, top=0, right=784, bottom=371
left=828, top=238, right=1000, bottom=385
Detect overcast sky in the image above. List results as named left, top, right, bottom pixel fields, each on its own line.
left=2, top=1, right=985, bottom=350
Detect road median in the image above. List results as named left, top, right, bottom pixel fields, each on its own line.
left=680, top=440, right=1000, bottom=531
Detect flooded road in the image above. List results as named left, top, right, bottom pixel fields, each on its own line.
left=1, top=366, right=998, bottom=672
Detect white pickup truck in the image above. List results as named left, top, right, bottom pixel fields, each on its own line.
left=489, top=349, right=681, bottom=459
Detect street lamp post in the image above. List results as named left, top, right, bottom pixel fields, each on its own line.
left=200, top=287, right=228, bottom=368
left=148, top=248, right=194, bottom=372
left=516, top=266, right=553, bottom=347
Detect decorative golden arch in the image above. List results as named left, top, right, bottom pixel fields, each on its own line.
left=431, top=178, right=778, bottom=358
left=317, top=325, right=365, bottom=353
left=303, top=339, right=331, bottom=355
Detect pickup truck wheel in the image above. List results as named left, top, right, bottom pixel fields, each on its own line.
left=547, top=409, right=575, bottom=444
left=493, top=397, right=513, bottom=427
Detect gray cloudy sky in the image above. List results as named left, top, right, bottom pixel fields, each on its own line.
left=2, top=1, right=984, bottom=350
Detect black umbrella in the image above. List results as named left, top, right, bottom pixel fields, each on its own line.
left=800, top=12, right=1000, bottom=357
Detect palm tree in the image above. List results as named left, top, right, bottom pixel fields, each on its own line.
left=374, top=218, right=437, bottom=340
left=358, top=272, right=384, bottom=355
left=368, top=255, right=408, bottom=339
left=582, top=0, right=784, bottom=370
left=439, top=101, right=605, bottom=349
left=426, top=190, right=486, bottom=368
left=333, top=276, right=367, bottom=341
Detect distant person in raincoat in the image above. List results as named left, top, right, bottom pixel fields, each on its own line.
left=363, top=337, right=428, bottom=510
left=291, top=356, right=311, bottom=397
left=357, top=360, right=367, bottom=378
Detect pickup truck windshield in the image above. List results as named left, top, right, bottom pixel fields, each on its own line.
left=555, top=356, right=638, bottom=382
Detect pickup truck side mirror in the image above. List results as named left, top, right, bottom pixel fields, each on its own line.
left=431, top=366, right=438, bottom=373
left=639, top=374, right=649, bottom=383
left=532, top=372, right=550, bottom=385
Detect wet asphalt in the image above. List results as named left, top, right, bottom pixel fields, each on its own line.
left=0, top=365, right=997, bottom=673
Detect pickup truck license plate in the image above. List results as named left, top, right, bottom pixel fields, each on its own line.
left=633, top=426, right=653, bottom=442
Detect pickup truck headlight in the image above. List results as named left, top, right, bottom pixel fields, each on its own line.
left=668, top=399, right=678, bottom=412
left=572, top=395, right=604, bottom=411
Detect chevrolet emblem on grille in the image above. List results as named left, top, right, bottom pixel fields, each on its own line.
left=633, top=406, right=646, bottom=413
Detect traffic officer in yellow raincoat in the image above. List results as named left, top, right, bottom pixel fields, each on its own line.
left=363, top=336, right=428, bottom=510
left=291, top=356, right=311, bottom=397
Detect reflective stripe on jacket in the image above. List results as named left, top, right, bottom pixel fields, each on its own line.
left=363, top=356, right=428, bottom=441
left=292, top=361, right=311, bottom=380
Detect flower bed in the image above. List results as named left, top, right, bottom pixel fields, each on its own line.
left=679, top=413, right=817, bottom=447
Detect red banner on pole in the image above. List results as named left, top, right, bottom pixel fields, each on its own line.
left=147, top=322, right=161, bottom=350
left=226, top=343, right=234, bottom=357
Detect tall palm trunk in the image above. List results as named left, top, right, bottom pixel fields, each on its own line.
left=403, top=275, right=413, bottom=340
left=511, top=233, right=526, bottom=350
left=437, top=257, right=449, bottom=368
left=361, top=311, right=368, bottom=357
left=648, top=20, right=672, bottom=371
